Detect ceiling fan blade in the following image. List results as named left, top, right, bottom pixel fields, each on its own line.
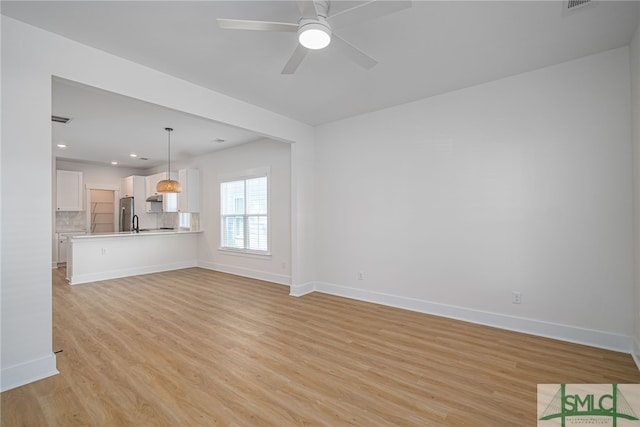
left=296, top=0, right=319, bottom=19
left=327, top=0, right=412, bottom=30
left=217, top=18, right=298, bottom=32
left=281, top=44, right=309, bottom=74
left=331, top=35, right=377, bottom=70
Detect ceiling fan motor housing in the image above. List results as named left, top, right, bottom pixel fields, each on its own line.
left=312, top=0, right=330, bottom=18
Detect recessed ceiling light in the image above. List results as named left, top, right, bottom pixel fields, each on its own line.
left=129, top=153, right=137, bottom=157
left=111, top=161, right=118, bottom=165
left=214, top=138, right=225, bottom=143
left=56, top=144, right=67, bottom=148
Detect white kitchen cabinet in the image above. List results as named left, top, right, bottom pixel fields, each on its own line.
left=57, top=231, right=86, bottom=264
left=56, top=170, right=84, bottom=211
left=120, top=175, right=137, bottom=198
left=145, top=172, right=178, bottom=212
left=57, top=233, right=69, bottom=263
left=121, top=175, right=146, bottom=202
left=145, top=174, right=162, bottom=213
left=178, top=168, right=200, bottom=213
left=145, top=172, right=160, bottom=199
left=121, top=175, right=147, bottom=213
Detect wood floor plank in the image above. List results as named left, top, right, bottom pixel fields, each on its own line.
left=2, top=267, right=639, bottom=426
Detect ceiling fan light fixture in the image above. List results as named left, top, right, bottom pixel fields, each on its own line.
left=298, top=19, right=331, bottom=50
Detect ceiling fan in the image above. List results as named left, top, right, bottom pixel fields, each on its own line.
left=217, top=0, right=412, bottom=74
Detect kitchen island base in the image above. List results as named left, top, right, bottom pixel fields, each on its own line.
left=67, top=231, right=201, bottom=285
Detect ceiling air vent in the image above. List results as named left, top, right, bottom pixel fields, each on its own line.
left=51, top=115, right=71, bottom=124
left=564, top=0, right=594, bottom=15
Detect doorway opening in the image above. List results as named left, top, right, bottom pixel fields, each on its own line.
left=90, top=189, right=115, bottom=233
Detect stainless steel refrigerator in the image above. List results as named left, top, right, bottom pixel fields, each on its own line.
left=119, top=197, right=134, bottom=232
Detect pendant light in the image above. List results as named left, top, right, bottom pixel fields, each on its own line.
left=156, top=127, right=182, bottom=193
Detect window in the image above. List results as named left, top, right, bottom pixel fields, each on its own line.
left=179, top=212, right=191, bottom=230
left=220, top=175, right=268, bottom=253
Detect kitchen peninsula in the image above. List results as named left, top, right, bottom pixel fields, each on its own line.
left=67, top=230, right=202, bottom=285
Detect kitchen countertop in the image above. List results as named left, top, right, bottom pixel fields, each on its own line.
left=71, top=229, right=202, bottom=239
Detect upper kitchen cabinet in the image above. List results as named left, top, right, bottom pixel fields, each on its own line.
left=120, top=175, right=143, bottom=198
left=178, top=169, right=200, bottom=213
left=121, top=174, right=147, bottom=210
left=145, top=171, right=178, bottom=212
left=145, top=172, right=161, bottom=199
left=56, top=170, right=84, bottom=211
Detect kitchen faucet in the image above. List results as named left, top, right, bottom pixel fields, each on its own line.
left=132, top=215, right=139, bottom=233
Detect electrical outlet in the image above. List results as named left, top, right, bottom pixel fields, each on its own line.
left=357, top=271, right=364, bottom=280
left=101, top=248, right=107, bottom=255
left=512, top=291, right=521, bottom=304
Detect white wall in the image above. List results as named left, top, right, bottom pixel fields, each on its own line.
left=314, top=47, right=634, bottom=351
left=188, top=139, right=291, bottom=284
left=0, top=16, right=314, bottom=391
left=631, top=18, right=640, bottom=365
left=56, top=159, right=148, bottom=187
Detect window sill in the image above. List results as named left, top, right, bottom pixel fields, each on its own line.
left=218, top=248, right=272, bottom=259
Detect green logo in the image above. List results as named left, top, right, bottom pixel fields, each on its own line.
left=538, top=384, right=639, bottom=426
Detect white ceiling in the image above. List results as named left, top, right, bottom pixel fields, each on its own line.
left=2, top=0, right=639, bottom=166
left=52, top=78, right=263, bottom=168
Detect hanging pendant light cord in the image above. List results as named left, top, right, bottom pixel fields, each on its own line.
left=165, top=127, right=173, bottom=179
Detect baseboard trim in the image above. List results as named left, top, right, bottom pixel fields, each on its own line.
left=1, top=353, right=59, bottom=392
left=198, top=261, right=291, bottom=286
left=289, top=282, right=316, bottom=296
left=69, top=261, right=198, bottom=285
left=308, top=281, right=633, bottom=353
left=633, top=338, right=640, bottom=371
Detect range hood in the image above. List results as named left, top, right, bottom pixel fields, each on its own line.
left=146, top=194, right=163, bottom=202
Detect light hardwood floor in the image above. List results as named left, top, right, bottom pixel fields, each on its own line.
left=2, top=267, right=639, bottom=426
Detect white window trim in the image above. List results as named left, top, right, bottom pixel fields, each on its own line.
left=218, top=166, right=270, bottom=183
left=218, top=247, right=272, bottom=259
left=179, top=212, right=191, bottom=230
left=218, top=167, right=271, bottom=256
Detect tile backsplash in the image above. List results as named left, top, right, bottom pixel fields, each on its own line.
left=56, top=211, right=199, bottom=232
left=157, top=212, right=178, bottom=229
left=157, top=212, right=200, bottom=231
left=56, top=211, right=87, bottom=232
